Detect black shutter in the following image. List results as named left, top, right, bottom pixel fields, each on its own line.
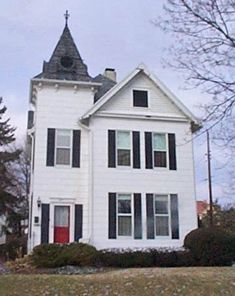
left=108, top=193, right=116, bottom=239
left=146, top=194, right=154, bottom=239
left=46, top=128, right=55, bottom=166
left=170, top=194, right=179, bottom=239
left=27, top=111, right=34, bottom=129
left=168, top=133, right=177, bottom=170
left=41, top=204, right=50, bottom=244
left=134, top=193, right=142, bottom=239
left=145, top=132, right=153, bottom=169
left=108, top=130, right=116, bottom=168
left=74, top=204, right=83, bottom=241
left=72, top=130, right=81, bottom=168
left=133, top=131, right=141, bottom=169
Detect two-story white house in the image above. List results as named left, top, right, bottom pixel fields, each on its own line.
left=27, top=19, right=200, bottom=252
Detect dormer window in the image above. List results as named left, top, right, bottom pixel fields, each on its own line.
left=133, top=90, right=148, bottom=107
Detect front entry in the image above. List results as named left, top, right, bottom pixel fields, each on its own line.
left=54, top=206, right=70, bottom=243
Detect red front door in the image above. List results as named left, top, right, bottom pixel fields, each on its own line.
left=54, top=206, right=70, bottom=243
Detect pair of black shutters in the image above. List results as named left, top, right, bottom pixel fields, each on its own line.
left=46, top=129, right=81, bottom=167
left=108, top=130, right=177, bottom=170
left=108, top=130, right=140, bottom=168
left=108, top=193, right=179, bottom=240
left=41, top=204, right=83, bottom=244
left=109, top=193, right=142, bottom=239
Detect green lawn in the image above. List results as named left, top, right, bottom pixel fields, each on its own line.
left=0, top=267, right=235, bottom=296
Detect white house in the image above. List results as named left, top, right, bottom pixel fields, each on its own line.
left=27, top=18, right=200, bottom=252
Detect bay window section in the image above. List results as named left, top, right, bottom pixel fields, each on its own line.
left=56, top=129, right=71, bottom=165
left=117, top=131, right=131, bottom=166
left=155, top=195, right=169, bottom=236
left=153, top=133, right=167, bottom=167
left=117, top=194, right=132, bottom=236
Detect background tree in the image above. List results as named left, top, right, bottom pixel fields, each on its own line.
left=0, top=97, right=21, bottom=224
left=201, top=201, right=235, bottom=234
left=6, top=142, right=30, bottom=236
left=156, top=0, right=235, bottom=133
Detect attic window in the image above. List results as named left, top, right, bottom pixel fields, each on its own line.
left=133, top=90, right=148, bottom=107
left=60, top=56, right=74, bottom=69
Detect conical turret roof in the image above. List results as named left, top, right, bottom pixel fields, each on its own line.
left=36, top=24, right=91, bottom=81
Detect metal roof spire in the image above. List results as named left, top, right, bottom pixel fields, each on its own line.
left=64, top=10, right=70, bottom=27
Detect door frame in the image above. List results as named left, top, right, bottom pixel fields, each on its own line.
left=49, top=200, right=75, bottom=244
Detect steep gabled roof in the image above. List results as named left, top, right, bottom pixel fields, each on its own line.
left=35, top=24, right=91, bottom=82
left=81, top=64, right=201, bottom=131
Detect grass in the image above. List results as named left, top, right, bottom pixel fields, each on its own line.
left=0, top=267, right=235, bottom=296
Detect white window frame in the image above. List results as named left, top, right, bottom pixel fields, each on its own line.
left=154, top=194, right=171, bottom=237
left=116, top=193, right=133, bottom=238
left=55, top=129, right=72, bottom=166
left=116, top=130, right=132, bottom=168
left=152, top=133, right=168, bottom=169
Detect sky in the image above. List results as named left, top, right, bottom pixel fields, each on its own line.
left=0, top=0, right=232, bottom=204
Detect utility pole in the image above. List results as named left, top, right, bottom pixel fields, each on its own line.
left=207, top=130, right=213, bottom=226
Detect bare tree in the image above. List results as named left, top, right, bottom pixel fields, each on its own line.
left=5, top=141, right=30, bottom=236
left=156, top=0, right=235, bottom=127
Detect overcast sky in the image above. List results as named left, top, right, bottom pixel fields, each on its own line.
left=0, top=0, right=232, bottom=203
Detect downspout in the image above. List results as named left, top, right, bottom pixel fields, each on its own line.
left=78, top=119, right=94, bottom=245
left=27, top=131, right=34, bottom=252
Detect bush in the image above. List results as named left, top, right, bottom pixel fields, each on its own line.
left=31, top=243, right=98, bottom=268
left=184, top=227, right=235, bottom=266
left=0, top=237, right=27, bottom=261
left=64, top=243, right=97, bottom=266
left=96, top=249, right=194, bottom=268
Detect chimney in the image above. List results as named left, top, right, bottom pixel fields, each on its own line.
left=103, top=68, right=117, bottom=82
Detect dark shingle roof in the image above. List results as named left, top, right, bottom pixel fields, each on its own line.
left=35, top=25, right=91, bottom=82
left=93, top=74, right=116, bottom=102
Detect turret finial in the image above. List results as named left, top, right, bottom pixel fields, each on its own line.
left=64, top=10, right=70, bottom=27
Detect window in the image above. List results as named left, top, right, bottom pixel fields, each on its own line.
left=117, top=131, right=131, bottom=166
left=133, top=90, right=148, bottom=107
left=153, top=133, right=167, bottom=167
left=154, top=195, right=169, bottom=236
left=117, top=194, right=132, bottom=236
left=55, top=129, right=71, bottom=165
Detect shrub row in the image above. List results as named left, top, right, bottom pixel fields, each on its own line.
left=31, top=227, right=235, bottom=268
left=31, top=243, right=195, bottom=268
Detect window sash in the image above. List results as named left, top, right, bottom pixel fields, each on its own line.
left=153, top=133, right=167, bottom=168
left=117, top=131, right=131, bottom=149
left=117, top=194, right=132, bottom=237
left=155, top=195, right=168, bottom=214
left=118, top=195, right=131, bottom=214
left=116, top=131, right=131, bottom=166
left=153, top=133, right=166, bottom=151
left=56, top=129, right=71, bottom=147
left=55, top=129, right=72, bottom=165
left=117, top=149, right=131, bottom=166
left=154, top=195, right=170, bottom=237
left=155, top=216, right=169, bottom=236
left=56, top=148, right=70, bottom=165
